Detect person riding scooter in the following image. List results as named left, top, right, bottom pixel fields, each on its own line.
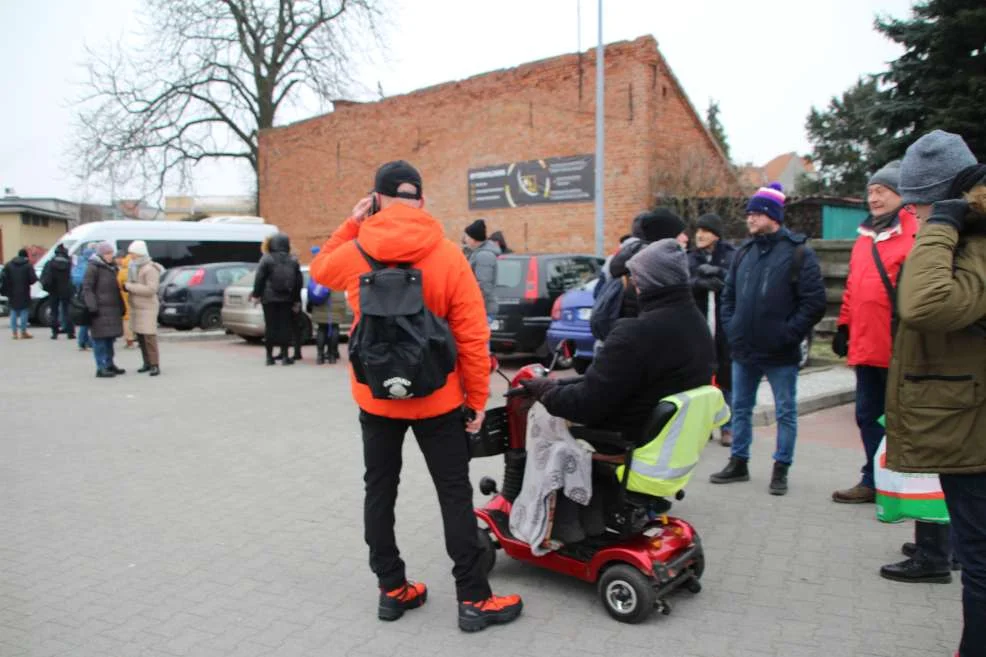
left=521, top=239, right=717, bottom=435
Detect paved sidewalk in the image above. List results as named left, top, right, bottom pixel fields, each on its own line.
left=0, top=334, right=961, bottom=657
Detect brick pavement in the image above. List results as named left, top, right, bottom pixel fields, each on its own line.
left=0, top=333, right=963, bottom=657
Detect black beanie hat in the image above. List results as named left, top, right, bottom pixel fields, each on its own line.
left=465, top=219, right=487, bottom=242
left=632, top=208, right=685, bottom=243
left=696, top=213, right=724, bottom=238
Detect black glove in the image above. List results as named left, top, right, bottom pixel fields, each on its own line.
left=694, top=276, right=725, bottom=293
left=520, top=377, right=557, bottom=401
left=305, top=302, right=313, bottom=314
left=831, top=325, right=849, bottom=358
left=927, top=199, right=970, bottom=232
left=696, top=264, right=725, bottom=279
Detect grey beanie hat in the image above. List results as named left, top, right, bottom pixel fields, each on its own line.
left=899, top=130, right=977, bottom=204
left=626, top=238, right=689, bottom=294
left=868, top=160, right=902, bottom=195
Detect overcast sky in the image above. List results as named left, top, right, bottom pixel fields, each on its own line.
left=0, top=0, right=915, bottom=204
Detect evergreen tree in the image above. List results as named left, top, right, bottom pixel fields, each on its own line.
left=706, top=100, right=731, bottom=162
left=874, top=0, right=986, bottom=161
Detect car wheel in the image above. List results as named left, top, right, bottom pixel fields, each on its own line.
left=299, top=314, right=313, bottom=344
left=799, top=335, right=812, bottom=370
left=35, top=299, right=53, bottom=327
left=174, top=326, right=194, bottom=331
left=198, top=306, right=222, bottom=331
left=597, top=564, right=656, bottom=624
left=573, top=357, right=591, bottom=374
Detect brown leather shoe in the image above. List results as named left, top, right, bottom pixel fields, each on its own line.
left=832, top=484, right=875, bottom=504
left=719, top=429, right=733, bottom=446
left=20, top=331, right=33, bottom=339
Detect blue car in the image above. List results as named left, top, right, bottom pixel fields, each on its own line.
left=545, top=278, right=599, bottom=373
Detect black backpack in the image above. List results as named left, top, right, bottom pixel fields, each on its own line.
left=269, top=257, right=297, bottom=296
left=349, top=241, right=458, bottom=400
left=69, top=286, right=92, bottom=327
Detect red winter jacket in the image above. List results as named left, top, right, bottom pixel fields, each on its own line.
left=837, top=207, right=918, bottom=368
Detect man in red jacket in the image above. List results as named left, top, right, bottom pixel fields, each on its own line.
left=831, top=160, right=918, bottom=503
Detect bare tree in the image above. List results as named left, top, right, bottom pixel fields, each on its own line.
left=73, top=0, right=384, bottom=198
left=650, top=146, right=747, bottom=238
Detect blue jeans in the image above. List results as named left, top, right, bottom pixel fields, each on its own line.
left=92, top=337, right=116, bottom=370
left=77, top=325, right=92, bottom=348
left=730, top=361, right=799, bottom=465
left=855, top=366, right=887, bottom=488
left=940, top=473, right=986, bottom=657
left=9, top=308, right=29, bottom=333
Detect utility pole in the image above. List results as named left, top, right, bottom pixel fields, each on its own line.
left=594, top=0, right=605, bottom=257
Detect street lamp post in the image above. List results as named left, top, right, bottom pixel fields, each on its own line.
left=594, top=0, right=604, bottom=257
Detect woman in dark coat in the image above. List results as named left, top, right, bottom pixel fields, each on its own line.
left=251, top=233, right=303, bottom=366
left=82, top=241, right=126, bottom=378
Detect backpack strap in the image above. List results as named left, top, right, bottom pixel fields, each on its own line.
left=354, top=240, right=410, bottom=271
left=869, top=240, right=897, bottom=317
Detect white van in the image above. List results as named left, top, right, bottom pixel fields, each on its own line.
left=29, top=219, right=279, bottom=325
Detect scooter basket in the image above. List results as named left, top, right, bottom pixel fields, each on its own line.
left=468, top=406, right=509, bottom=458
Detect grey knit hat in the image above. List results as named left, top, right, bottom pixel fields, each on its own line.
left=626, top=238, right=689, bottom=293
left=868, top=160, right=902, bottom=195
left=900, top=130, right=977, bottom=204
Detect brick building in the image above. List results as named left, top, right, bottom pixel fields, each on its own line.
left=259, top=35, right=738, bottom=260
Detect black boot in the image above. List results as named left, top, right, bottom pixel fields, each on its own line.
left=901, top=542, right=961, bottom=570
left=51, top=330, right=59, bottom=340
left=883, top=522, right=952, bottom=583
left=265, top=344, right=276, bottom=366
left=281, top=347, right=294, bottom=366
left=710, top=457, right=750, bottom=484
left=149, top=366, right=160, bottom=377
left=769, top=462, right=789, bottom=496
left=96, top=368, right=116, bottom=378
left=138, top=363, right=152, bottom=373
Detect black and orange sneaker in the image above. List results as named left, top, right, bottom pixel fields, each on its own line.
left=458, top=594, right=523, bottom=632
left=378, top=581, right=428, bottom=621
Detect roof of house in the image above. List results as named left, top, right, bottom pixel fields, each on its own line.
left=0, top=203, right=73, bottom=221
left=763, top=152, right=815, bottom=181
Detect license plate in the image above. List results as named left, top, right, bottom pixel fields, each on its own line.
left=228, top=295, right=242, bottom=305
left=489, top=319, right=502, bottom=331
left=577, top=308, right=592, bottom=321
left=164, top=308, right=178, bottom=315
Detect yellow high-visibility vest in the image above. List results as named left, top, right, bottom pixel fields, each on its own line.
left=617, top=385, right=730, bottom=497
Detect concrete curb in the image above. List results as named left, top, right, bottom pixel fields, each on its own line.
left=752, top=387, right=856, bottom=427
left=157, top=330, right=236, bottom=343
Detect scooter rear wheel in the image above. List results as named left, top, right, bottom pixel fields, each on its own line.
left=597, top=564, right=655, bottom=624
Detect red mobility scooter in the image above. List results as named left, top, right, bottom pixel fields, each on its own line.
left=469, top=347, right=711, bottom=624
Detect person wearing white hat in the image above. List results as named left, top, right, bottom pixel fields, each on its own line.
left=123, top=240, right=164, bottom=376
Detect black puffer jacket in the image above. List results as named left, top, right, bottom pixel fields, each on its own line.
left=0, top=256, right=38, bottom=310
left=540, top=285, right=716, bottom=436
left=253, top=233, right=303, bottom=304
left=41, top=249, right=74, bottom=301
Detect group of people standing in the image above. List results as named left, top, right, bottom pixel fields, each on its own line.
left=673, top=130, right=984, bottom=657
left=3, top=240, right=163, bottom=377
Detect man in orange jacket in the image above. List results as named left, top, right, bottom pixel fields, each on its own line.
left=310, top=161, right=522, bottom=632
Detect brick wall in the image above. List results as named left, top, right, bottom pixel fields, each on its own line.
left=259, top=36, right=738, bottom=262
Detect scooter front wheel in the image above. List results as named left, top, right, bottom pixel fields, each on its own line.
left=597, top=564, right=655, bottom=624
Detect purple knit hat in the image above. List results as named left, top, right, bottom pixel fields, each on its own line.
left=746, top=182, right=786, bottom=223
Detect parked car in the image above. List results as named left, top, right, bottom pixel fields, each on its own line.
left=158, top=262, right=257, bottom=331
left=490, top=254, right=603, bottom=361
left=545, top=277, right=599, bottom=374
left=221, top=266, right=353, bottom=344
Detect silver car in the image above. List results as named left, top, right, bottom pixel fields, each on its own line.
left=221, top=266, right=352, bottom=343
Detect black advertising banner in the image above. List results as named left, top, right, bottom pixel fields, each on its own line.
left=468, top=154, right=595, bottom=210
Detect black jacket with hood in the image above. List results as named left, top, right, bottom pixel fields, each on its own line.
left=253, top=233, right=303, bottom=304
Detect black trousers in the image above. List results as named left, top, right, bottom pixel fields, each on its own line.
left=360, top=408, right=491, bottom=603
left=940, top=473, right=986, bottom=657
